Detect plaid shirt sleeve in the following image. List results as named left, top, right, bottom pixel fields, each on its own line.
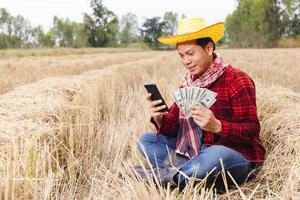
left=150, top=102, right=179, bottom=137
left=219, top=74, right=260, bottom=143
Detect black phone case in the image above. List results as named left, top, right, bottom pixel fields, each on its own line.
left=144, top=84, right=168, bottom=112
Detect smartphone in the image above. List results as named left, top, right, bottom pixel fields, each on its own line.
left=144, top=83, right=168, bottom=112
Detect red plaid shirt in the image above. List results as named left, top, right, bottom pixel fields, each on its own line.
left=154, top=66, right=265, bottom=163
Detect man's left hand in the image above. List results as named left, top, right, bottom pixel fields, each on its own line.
left=191, top=105, right=222, bottom=134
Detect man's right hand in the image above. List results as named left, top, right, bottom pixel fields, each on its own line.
left=146, top=93, right=168, bottom=127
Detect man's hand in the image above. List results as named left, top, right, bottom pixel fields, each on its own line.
left=191, top=105, right=222, bottom=134
left=146, top=93, right=168, bottom=127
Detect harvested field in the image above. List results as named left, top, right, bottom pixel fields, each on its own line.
left=0, top=47, right=145, bottom=58
left=0, top=48, right=299, bottom=199
left=0, top=51, right=159, bottom=94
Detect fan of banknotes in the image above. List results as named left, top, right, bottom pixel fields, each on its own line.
left=171, top=86, right=217, bottom=118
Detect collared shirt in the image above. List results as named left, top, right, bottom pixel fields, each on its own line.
left=154, top=66, right=265, bottom=163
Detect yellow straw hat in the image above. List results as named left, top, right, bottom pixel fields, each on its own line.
left=158, top=17, right=224, bottom=45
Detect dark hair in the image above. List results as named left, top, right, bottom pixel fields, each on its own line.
left=176, top=37, right=216, bottom=51
left=195, top=37, right=215, bottom=51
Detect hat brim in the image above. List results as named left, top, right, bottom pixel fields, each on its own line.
left=158, top=22, right=224, bottom=45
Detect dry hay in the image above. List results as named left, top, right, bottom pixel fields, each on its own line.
left=220, top=48, right=300, bottom=92
left=0, top=53, right=176, bottom=199
left=251, top=87, right=300, bottom=199
left=218, top=86, right=300, bottom=199
left=0, top=47, right=145, bottom=58
left=0, top=49, right=299, bottom=199
left=0, top=51, right=160, bottom=95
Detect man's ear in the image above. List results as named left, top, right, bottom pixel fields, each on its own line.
left=205, top=42, right=214, bottom=56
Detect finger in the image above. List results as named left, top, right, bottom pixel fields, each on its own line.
left=147, top=99, right=162, bottom=109
left=152, top=111, right=168, bottom=117
left=192, top=113, right=209, bottom=125
left=193, top=114, right=210, bottom=127
left=191, top=114, right=203, bottom=122
left=151, top=104, right=167, bottom=112
left=154, top=104, right=167, bottom=112
left=146, top=93, right=152, bottom=102
left=191, top=105, right=206, bottom=111
left=151, top=99, right=163, bottom=107
left=191, top=108, right=205, bottom=116
left=193, top=118, right=203, bottom=127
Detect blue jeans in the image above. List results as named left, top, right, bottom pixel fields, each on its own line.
left=137, top=132, right=254, bottom=189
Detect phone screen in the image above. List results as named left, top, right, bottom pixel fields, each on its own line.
left=144, top=84, right=168, bottom=112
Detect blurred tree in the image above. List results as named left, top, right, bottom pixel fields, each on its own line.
left=51, top=16, right=88, bottom=48
left=225, top=0, right=283, bottom=47
left=83, top=0, right=119, bottom=47
left=30, top=26, right=55, bottom=47
left=0, top=9, right=33, bottom=48
left=11, top=15, right=32, bottom=47
left=73, top=23, right=89, bottom=48
left=163, top=11, right=178, bottom=35
left=260, top=0, right=282, bottom=47
left=140, top=16, right=166, bottom=49
left=279, top=0, right=300, bottom=36
left=225, top=0, right=253, bottom=47
left=0, top=7, right=88, bottom=48
left=0, top=8, right=12, bottom=35
left=52, top=16, right=76, bottom=47
left=0, top=8, right=12, bottom=48
left=119, top=13, right=138, bottom=46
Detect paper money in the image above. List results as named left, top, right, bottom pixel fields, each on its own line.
left=171, top=86, right=217, bottom=117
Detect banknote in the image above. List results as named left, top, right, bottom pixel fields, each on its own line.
left=171, top=86, right=217, bottom=117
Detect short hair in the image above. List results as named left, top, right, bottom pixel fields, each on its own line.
left=195, top=37, right=215, bottom=51
left=176, top=37, right=216, bottom=51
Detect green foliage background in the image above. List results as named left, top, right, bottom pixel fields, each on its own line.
left=225, top=0, right=299, bottom=48
left=0, top=0, right=299, bottom=49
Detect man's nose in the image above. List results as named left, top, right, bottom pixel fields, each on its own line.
left=183, top=57, right=192, bottom=65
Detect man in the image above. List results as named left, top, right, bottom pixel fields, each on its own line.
left=136, top=17, right=265, bottom=190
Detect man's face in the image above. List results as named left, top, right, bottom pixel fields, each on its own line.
left=177, top=40, right=213, bottom=76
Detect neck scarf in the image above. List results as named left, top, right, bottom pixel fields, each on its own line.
left=176, top=53, right=228, bottom=158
